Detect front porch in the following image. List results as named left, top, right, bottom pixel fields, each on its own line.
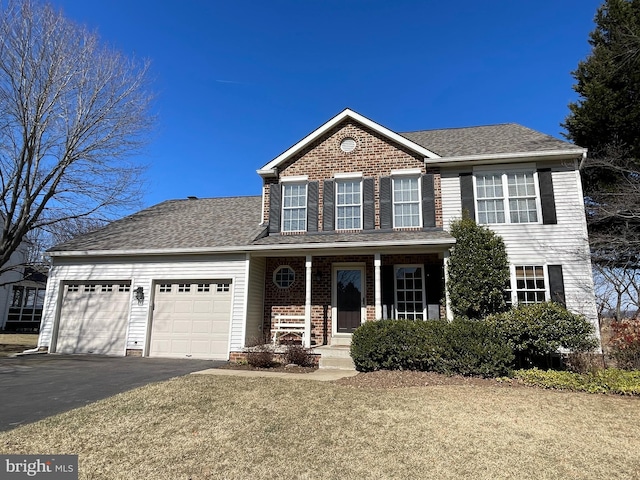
left=258, top=252, right=447, bottom=350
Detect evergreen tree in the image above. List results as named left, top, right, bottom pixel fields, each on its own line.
left=446, top=217, right=510, bottom=320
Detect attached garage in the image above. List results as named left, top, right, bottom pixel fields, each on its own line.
left=148, top=281, right=232, bottom=360
left=55, top=282, right=132, bottom=355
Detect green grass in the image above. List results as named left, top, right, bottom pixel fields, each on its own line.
left=1, top=375, right=639, bottom=479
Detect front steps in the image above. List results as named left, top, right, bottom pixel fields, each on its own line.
left=315, top=342, right=355, bottom=370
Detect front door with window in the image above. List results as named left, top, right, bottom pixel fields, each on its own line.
left=335, top=267, right=365, bottom=333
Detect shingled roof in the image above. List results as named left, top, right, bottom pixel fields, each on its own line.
left=401, top=123, right=582, bottom=157
left=49, top=196, right=265, bottom=253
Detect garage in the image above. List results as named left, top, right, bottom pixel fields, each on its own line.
left=148, top=281, right=232, bottom=360
left=55, top=282, right=132, bottom=355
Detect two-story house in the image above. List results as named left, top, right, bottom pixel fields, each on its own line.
left=36, top=109, right=599, bottom=361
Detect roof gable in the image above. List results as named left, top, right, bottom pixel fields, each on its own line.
left=257, top=108, right=440, bottom=176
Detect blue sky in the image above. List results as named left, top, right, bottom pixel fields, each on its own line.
left=50, top=0, right=603, bottom=210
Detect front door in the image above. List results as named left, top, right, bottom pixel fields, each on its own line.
left=335, top=267, right=365, bottom=333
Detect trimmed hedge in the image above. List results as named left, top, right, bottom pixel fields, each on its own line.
left=513, top=368, right=640, bottom=396
left=350, top=319, right=514, bottom=378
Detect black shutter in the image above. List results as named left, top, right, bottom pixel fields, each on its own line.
left=537, top=168, right=557, bottom=225
left=459, top=172, right=475, bottom=219
left=380, top=176, right=392, bottom=230
left=382, top=265, right=395, bottom=310
left=322, top=180, right=335, bottom=231
left=424, top=263, right=444, bottom=305
left=422, top=174, right=436, bottom=228
left=363, top=178, right=375, bottom=230
left=548, top=265, right=566, bottom=306
left=268, top=183, right=281, bottom=234
left=307, top=181, right=318, bottom=232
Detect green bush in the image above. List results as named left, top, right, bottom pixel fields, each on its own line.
left=350, top=319, right=513, bottom=377
left=513, top=368, right=640, bottom=396
left=486, top=302, right=598, bottom=368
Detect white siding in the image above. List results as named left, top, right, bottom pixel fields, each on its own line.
left=440, top=162, right=599, bottom=333
left=245, top=256, right=266, bottom=344
left=39, top=254, right=247, bottom=357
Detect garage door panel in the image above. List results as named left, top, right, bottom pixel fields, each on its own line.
left=56, top=283, right=131, bottom=356
left=149, top=281, right=231, bottom=359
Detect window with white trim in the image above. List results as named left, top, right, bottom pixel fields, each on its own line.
left=336, top=179, right=362, bottom=230
left=475, top=170, right=539, bottom=224
left=282, top=183, right=307, bottom=232
left=513, top=265, right=546, bottom=304
left=395, top=266, right=425, bottom=320
left=393, top=176, right=421, bottom=228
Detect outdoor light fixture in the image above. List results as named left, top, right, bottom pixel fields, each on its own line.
left=134, top=286, right=144, bottom=305
left=315, top=271, right=322, bottom=282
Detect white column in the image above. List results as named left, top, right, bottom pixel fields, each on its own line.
left=443, top=251, right=453, bottom=321
left=374, top=253, right=382, bottom=320
left=304, top=255, right=312, bottom=348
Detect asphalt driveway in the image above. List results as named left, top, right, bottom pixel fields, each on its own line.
left=0, top=354, right=222, bottom=431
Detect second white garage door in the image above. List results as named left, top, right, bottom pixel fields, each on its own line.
left=149, top=281, right=232, bottom=360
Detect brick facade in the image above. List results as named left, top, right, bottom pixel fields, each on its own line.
left=263, top=253, right=443, bottom=346
left=262, top=120, right=443, bottom=229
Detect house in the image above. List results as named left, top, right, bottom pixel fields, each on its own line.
left=36, top=108, right=599, bottom=361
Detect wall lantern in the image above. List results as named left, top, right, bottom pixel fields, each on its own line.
left=134, top=286, right=144, bottom=305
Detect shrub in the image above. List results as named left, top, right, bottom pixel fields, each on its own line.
left=350, top=318, right=513, bottom=377
left=486, top=302, right=598, bottom=368
left=513, top=368, right=640, bottom=396
left=609, top=319, right=640, bottom=370
left=283, top=344, right=315, bottom=367
left=447, top=216, right=510, bottom=319
left=246, top=344, right=276, bottom=368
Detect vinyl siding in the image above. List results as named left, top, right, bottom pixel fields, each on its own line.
left=39, top=254, right=247, bottom=357
left=245, top=256, right=266, bottom=344
left=440, top=162, right=599, bottom=331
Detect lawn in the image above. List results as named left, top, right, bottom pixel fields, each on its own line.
left=0, top=375, right=638, bottom=479
left=0, top=333, right=38, bottom=357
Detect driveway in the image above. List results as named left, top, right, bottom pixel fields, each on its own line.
left=0, top=354, right=222, bottom=431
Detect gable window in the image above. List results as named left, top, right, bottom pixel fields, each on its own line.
left=393, top=176, right=421, bottom=228
left=395, top=265, right=425, bottom=320
left=475, top=170, right=539, bottom=224
left=336, top=179, right=362, bottom=230
left=274, top=265, right=295, bottom=288
left=282, top=183, right=307, bottom=232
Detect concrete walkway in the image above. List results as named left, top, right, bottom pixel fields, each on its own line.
left=192, top=367, right=359, bottom=381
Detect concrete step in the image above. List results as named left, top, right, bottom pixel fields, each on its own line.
left=319, top=355, right=355, bottom=370
left=330, top=336, right=352, bottom=346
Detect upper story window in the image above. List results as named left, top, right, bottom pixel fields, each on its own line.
left=336, top=179, right=362, bottom=230
left=282, top=183, right=307, bottom=232
left=393, top=176, right=421, bottom=228
left=475, top=170, right=539, bottom=225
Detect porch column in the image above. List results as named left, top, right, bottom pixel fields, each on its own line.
left=304, top=255, right=312, bottom=348
left=443, top=251, right=453, bottom=321
left=374, top=253, right=382, bottom=320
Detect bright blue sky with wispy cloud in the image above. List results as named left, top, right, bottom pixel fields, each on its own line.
left=50, top=0, right=602, bottom=210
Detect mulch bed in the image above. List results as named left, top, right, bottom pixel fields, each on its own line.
left=218, top=362, right=317, bottom=374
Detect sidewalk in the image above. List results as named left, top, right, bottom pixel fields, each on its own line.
left=192, top=367, right=359, bottom=381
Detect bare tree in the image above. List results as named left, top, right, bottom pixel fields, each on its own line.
left=0, top=0, right=153, bottom=272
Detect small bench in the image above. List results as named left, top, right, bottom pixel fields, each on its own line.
left=271, top=314, right=306, bottom=345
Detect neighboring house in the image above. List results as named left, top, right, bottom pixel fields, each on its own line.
left=37, top=109, right=599, bottom=361
left=0, top=242, right=47, bottom=333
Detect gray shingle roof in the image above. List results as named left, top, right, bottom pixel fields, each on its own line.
left=400, top=123, right=582, bottom=157
left=252, top=229, right=454, bottom=246
left=50, top=196, right=265, bottom=252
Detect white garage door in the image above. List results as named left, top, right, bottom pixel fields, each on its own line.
left=56, top=283, right=131, bottom=355
left=149, top=281, right=232, bottom=360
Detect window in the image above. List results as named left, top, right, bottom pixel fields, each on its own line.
left=336, top=179, right=362, bottom=230
left=119, top=284, right=131, bottom=292
left=282, top=183, right=307, bottom=232
left=178, top=284, right=191, bottom=293
left=67, top=284, right=79, bottom=292
left=395, top=266, right=425, bottom=320
left=101, top=284, right=114, bottom=293
left=159, top=284, right=172, bottom=293
left=273, top=266, right=295, bottom=289
left=84, top=284, right=97, bottom=293
left=197, top=284, right=211, bottom=292
left=393, top=176, right=421, bottom=228
left=475, top=170, right=539, bottom=224
left=513, top=266, right=546, bottom=304
left=216, top=283, right=230, bottom=292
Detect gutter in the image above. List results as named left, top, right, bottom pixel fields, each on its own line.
left=426, top=148, right=587, bottom=166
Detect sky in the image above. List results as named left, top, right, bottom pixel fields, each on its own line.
left=49, top=0, right=604, bottom=211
